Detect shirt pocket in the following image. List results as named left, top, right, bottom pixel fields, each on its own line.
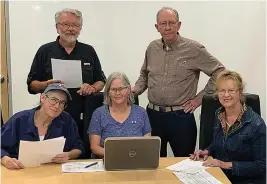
left=81, top=60, right=94, bottom=84
left=169, top=57, right=191, bottom=79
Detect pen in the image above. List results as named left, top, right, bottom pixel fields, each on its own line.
left=84, top=162, right=98, bottom=168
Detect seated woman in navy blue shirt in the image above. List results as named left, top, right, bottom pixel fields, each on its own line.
left=88, top=72, right=152, bottom=158
left=1, top=83, right=84, bottom=169
left=190, top=70, right=266, bottom=184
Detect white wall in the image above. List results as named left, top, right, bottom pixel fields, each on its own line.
left=7, top=1, right=266, bottom=119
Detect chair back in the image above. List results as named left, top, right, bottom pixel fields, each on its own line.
left=199, top=93, right=261, bottom=149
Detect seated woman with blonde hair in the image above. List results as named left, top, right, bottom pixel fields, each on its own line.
left=88, top=72, right=151, bottom=158
left=1, top=83, right=84, bottom=169
left=190, top=70, right=266, bottom=184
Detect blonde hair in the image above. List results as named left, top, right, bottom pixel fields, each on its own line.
left=215, top=70, right=245, bottom=102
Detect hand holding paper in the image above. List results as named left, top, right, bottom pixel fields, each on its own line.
left=18, top=137, right=66, bottom=167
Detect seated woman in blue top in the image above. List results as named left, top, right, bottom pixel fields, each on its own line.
left=88, top=72, right=152, bottom=158
left=1, top=83, right=84, bottom=169
left=190, top=70, right=266, bottom=184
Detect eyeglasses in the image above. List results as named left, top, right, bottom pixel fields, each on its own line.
left=58, top=23, right=81, bottom=30
left=158, top=21, right=178, bottom=28
left=218, top=89, right=239, bottom=96
left=45, top=95, right=67, bottom=109
left=109, top=86, right=129, bottom=93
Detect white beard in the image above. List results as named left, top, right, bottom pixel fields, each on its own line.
left=59, top=31, right=80, bottom=43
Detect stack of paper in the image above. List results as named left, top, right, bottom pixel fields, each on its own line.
left=167, top=158, right=209, bottom=174
left=62, top=161, right=105, bottom=173
left=18, top=137, right=66, bottom=167
left=167, top=158, right=222, bottom=183
left=173, top=170, right=222, bottom=184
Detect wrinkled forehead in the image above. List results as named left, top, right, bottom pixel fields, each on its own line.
left=157, top=9, right=177, bottom=22
left=59, top=12, right=81, bottom=23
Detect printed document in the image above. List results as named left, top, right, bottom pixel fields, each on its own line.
left=51, top=58, right=82, bottom=88
left=173, top=170, right=222, bottom=184
left=62, top=161, right=105, bottom=173
left=18, top=137, right=66, bottom=167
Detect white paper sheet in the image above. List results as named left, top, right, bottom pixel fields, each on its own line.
left=51, top=58, right=82, bottom=88
left=173, top=170, right=222, bottom=184
left=62, top=161, right=105, bottom=173
left=167, top=158, right=210, bottom=174
left=18, top=137, right=66, bottom=167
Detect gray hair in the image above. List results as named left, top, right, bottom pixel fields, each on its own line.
left=55, top=8, right=83, bottom=27
left=156, top=7, right=179, bottom=22
left=104, top=72, right=135, bottom=105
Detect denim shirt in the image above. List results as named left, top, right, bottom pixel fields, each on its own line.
left=206, top=105, right=266, bottom=180
left=1, top=107, right=85, bottom=159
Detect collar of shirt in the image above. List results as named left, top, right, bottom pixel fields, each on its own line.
left=161, top=32, right=183, bottom=51
left=24, top=106, right=65, bottom=139
left=54, top=36, right=79, bottom=55
left=216, top=103, right=250, bottom=135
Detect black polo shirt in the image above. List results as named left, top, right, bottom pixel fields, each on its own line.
left=27, top=36, right=106, bottom=92
left=26, top=37, right=106, bottom=140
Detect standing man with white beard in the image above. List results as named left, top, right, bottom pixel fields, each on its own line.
left=27, top=9, right=106, bottom=146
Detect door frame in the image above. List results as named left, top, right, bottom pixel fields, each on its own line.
left=1, top=1, right=9, bottom=123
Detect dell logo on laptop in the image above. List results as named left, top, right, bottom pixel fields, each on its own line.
left=129, top=151, right=136, bottom=158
